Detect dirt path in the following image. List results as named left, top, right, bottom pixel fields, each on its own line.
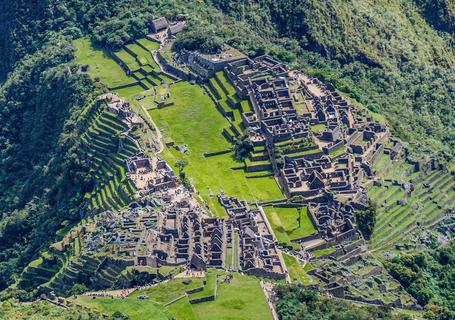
left=260, top=280, right=279, bottom=320
left=139, top=103, right=164, bottom=154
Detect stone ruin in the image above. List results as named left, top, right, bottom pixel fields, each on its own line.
left=222, top=55, right=390, bottom=247
left=218, top=195, right=287, bottom=279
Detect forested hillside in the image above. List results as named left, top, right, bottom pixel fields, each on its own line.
left=385, top=242, right=455, bottom=319
left=275, top=286, right=411, bottom=320
left=0, top=35, right=95, bottom=290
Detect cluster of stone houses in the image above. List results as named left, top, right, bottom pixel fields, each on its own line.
left=126, top=154, right=178, bottom=193
left=150, top=16, right=187, bottom=40
left=218, top=195, right=287, bottom=279
left=211, top=55, right=391, bottom=247
left=81, top=206, right=159, bottom=257
left=136, top=189, right=226, bottom=270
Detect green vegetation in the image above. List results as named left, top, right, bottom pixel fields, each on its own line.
left=1, top=0, right=454, bottom=316
left=310, top=124, right=325, bottom=134
left=74, top=38, right=132, bottom=88
left=354, top=204, right=377, bottom=240
left=282, top=253, right=318, bottom=285
left=0, top=299, right=104, bottom=320
left=328, top=146, right=347, bottom=158
left=0, top=35, right=95, bottom=290
left=151, top=81, right=282, bottom=216
left=16, top=251, right=63, bottom=291
left=75, top=295, right=168, bottom=320
left=207, top=71, right=250, bottom=143
left=167, top=273, right=272, bottom=320
left=368, top=154, right=454, bottom=250
left=136, top=38, right=160, bottom=52
left=187, top=273, right=217, bottom=302
left=311, top=246, right=336, bottom=258
left=263, top=206, right=317, bottom=248
left=2, top=0, right=454, bottom=157
left=81, top=107, right=138, bottom=211
left=174, top=26, right=223, bottom=54
left=233, top=135, right=254, bottom=161
left=385, top=242, right=455, bottom=319
left=74, top=272, right=273, bottom=320
left=129, top=277, right=204, bottom=304
left=275, top=285, right=412, bottom=320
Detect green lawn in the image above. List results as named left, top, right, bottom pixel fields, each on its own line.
left=136, top=38, right=160, bottom=51
left=125, top=43, right=159, bottom=69
left=129, top=278, right=204, bottom=304
left=310, top=124, right=325, bottom=134
left=115, top=49, right=140, bottom=70
left=282, top=253, right=318, bottom=285
left=367, top=155, right=454, bottom=250
left=188, top=273, right=217, bottom=301
left=167, top=273, right=273, bottom=320
left=311, top=246, right=336, bottom=258
left=74, top=295, right=168, bottom=320
left=264, top=206, right=317, bottom=247
left=73, top=38, right=134, bottom=88
left=113, top=84, right=145, bottom=98
left=74, top=273, right=272, bottom=320
left=233, top=231, right=239, bottom=271
left=215, top=71, right=236, bottom=96
left=329, top=146, right=347, bottom=158
left=150, top=82, right=283, bottom=217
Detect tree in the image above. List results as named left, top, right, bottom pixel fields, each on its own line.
left=175, top=160, right=188, bottom=173
left=175, top=160, right=191, bottom=190
left=111, top=311, right=129, bottom=320
left=69, top=283, right=88, bottom=296
left=354, top=204, right=377, bottom=240
left=233, top=135, right=254, bottom=161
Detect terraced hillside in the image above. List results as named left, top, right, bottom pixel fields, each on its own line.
left=110, top=38, right=177, bottom=93
left=207, top=70, right=276, bottom=174
left=79, top=103, right=138, bottom=211
left=207, top=71, right=247, bottom=140
left=44, top=255, right=132, bottom=295
left=75, top=37, right=177, bottom=100
left=16, top=251, right=66, bottom=291
left=368, top=152, right=454, bottom=251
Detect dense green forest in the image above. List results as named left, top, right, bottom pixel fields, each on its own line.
left=385, top=242, right=455, bottom=320
left=0, top=35, right=95, bottom=290
left=275, top=285, right=412, bottom=320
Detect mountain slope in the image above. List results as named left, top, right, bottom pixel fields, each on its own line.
left=0, top=35, right=95, bottom=290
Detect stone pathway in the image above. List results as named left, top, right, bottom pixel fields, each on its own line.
left=260, top=280, right=279, bottom=320
left=139, top=103, right=164, bottom=154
